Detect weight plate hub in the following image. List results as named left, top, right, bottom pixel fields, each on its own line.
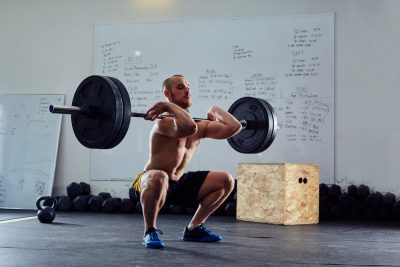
left=227, top=97, right=277, bottom=153
left=71, top=76, right=124, bottom=149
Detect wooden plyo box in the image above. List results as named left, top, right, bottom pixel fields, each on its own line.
left=237, top=163, right=319, bottom=225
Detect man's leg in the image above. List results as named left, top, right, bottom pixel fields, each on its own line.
left=139, top=170, right=169, bottom=231
left=188, top=171, right=235, bottom=227
left=139, top=170, right=169, bottom=248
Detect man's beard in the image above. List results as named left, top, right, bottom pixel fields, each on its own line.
left=171, top=92, right=191, bottom=110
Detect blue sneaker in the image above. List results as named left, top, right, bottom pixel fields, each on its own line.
left=142, top=228, right=164, bottom=249
left=183, top=224, right=222, bottom=242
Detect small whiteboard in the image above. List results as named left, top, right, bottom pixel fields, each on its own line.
left=0, top=94, right=64, bottom=209
left=91, top=14, right=334, bottom=183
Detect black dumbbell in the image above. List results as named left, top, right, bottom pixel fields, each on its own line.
left=121, top=198, right=135, bottom=213
left=72, top=195, right=91, bottom=211
left=224, top=201, right=236, bottom=217
left=330, top=205, right=346, bottom=220
left=392, top=201, right=400, bottom=220
left=98, top=192, right=112, bottom=202
left=168, top=204, right=185, bottom=215
left=67, top=182, right=83, bottom=199
left=88, top=195, right=103, bottom=211
left=102, top=198, right=121, bottom=213
left=327, top=184, right=341, bottom=207
left=337, top=193, right=351, bottom=208
left=383, top=192, right=396, bottom=207
left=184, top=206, right=196, bottom=215
left=347, top=184, right=357, bottom=198
left=128, top=187, right=139, bottom=202
left=366, top=192, right=383, bottom=211
left=226, top=180, right=237, bottom=202
left=135, top=201, right=143, bottom=213
left=79, top=182, right=91, bottom=195
left=329, top=184, right=341, bottom=197
left=319, top=183, right=329, bottom=197
left=57, top=195, right=72, bottom=211
left=319, top=195, right=331, bottom=220
left=357, top=184, right=370, bottom=199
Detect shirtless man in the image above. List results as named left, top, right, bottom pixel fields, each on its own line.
left=132, top=74, right=242, bottom=249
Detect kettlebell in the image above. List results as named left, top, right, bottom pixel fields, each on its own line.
left=36, top=196, right=57, bottom=223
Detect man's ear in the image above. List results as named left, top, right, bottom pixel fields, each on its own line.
left=163, top=89, right=170, bottom=98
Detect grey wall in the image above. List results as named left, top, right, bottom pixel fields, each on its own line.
left=1, top=0, right=399, bottom=196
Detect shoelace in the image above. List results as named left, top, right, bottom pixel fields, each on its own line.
left=148, top=229, right=163, bottom=240
left=198, top=224, right=212, bottom=234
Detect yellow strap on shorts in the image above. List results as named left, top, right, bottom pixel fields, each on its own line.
left=132, top=171, right=145, bottom=193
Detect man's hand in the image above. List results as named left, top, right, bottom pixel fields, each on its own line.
left=145, top=102, right=170, bottom=121
left=147, top=101, right=198, bottom=138
left=206, top=106, right=231, bottom=122
left=206, top=108, right=218, bottom=121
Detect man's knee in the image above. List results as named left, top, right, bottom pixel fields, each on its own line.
left=142, top=171, right=169, bottom=192
left=212, top=172, right=234, bottom=192
left=224, top=173, right=235, bottom=192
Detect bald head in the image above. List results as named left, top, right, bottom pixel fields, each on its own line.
left=162, top=74, right=185, bottom=92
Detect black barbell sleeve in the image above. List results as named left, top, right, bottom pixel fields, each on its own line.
left=49, top=105, right=83, bottom=115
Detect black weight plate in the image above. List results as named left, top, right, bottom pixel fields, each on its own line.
left=105, top=77, right=132, bottom=149
left=71, top=75, right=124, bottom=149
left=227, top=97, right=276, bottom=153
left=96, top=77, right=124, bottom=149
left=253, top=99, right=278, bottom=153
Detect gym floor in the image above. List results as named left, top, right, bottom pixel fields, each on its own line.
left=1, top=210, right=400, bottom=267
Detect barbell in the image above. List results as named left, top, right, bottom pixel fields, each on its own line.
left=49, top=75, right=278, bottom=153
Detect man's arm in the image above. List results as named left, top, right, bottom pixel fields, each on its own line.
left=203, top=106, right=242, bottom=139
left=145, top=101, right=198, bottom=138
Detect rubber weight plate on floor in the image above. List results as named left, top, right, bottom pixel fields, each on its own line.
left=71, top=75, right=124, bottom=148
left=227, top=97, right=277, bottom=153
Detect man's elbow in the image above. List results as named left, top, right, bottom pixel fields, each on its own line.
left=220, top=122, right=242, bottom=139
left=179, top=122, right=198, bottom=137
left=231, top=121, right=243, bottom=136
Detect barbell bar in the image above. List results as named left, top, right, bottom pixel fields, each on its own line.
left=49, top=105, right=248, bottom=128
left=49, top=75, right=278, bottom=153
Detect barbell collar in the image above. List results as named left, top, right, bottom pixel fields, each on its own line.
left=49, top=105, right=100, bottom=117
left=239, top=120, right=247, bottom=129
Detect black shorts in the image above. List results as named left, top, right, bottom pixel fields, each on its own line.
left=167, top=171, right=209, bottom=207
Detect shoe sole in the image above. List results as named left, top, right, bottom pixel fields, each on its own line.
left=142, top=242, right=165, bottom=249
left=183, top=237, right=222, bottom=242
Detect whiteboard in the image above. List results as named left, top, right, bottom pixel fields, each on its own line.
left=0, top=94, right=64, bottom=209
left=91, top=14, right=334, bottom=183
